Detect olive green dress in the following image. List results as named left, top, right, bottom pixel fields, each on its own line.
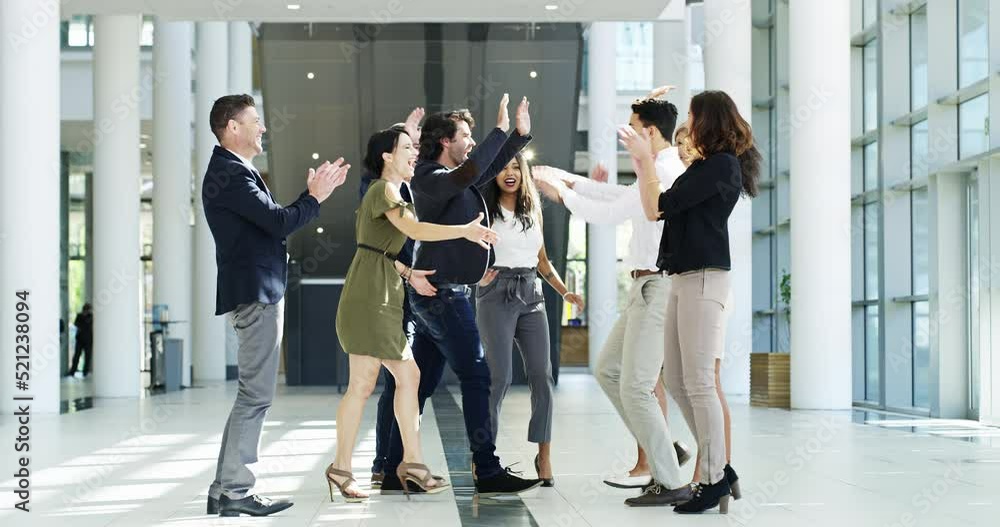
left=336, top=179, right=412, bottom=360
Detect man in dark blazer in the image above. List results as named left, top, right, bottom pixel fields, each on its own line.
left=201, top=94, right=348, bottom=517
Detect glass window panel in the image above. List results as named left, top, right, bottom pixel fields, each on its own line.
left=864, top=141, right=879, bottom=191
left=910, top=7, right=928, bottom=110
left=141, top=17, right=154, bottom=47
left=616, top=22, right=653, bottom=92
left=912, top=301, right=930, bottom=408
left=853, top=307, right=866, bottom=401
left=911, top=188, right=929, bottom=295
left=959, top=94, right=989, bottom=159
left=863, top=42, right=878, bottom=132
left=865, top=305, right=880, bottom=402
left=910, top=120, right=929, bottom=180
left=863, top=0, right=878, bottom=27
left=968, top=179, right=980, bottom=412
left=67, top=16, right=89, bottom=47
left=864, top=203, right=879, bottom=300
left=958, top=0, right=989, bottom=88
left=852, top=205, right=864, bottom=301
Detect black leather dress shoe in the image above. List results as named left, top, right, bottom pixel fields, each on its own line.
left=207, top=496, right=219, bottom=515
left=218, top=494, right=293, bottom=517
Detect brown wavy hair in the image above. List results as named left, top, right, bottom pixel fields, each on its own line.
left=687, top=90, right=761, bottom=197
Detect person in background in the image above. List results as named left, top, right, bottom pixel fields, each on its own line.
left=67, top=303, right=93, bottom=377
left=476, top=152, right=585, bottom=487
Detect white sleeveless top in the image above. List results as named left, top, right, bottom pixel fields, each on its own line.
left=492, top=206, right=543, bottom=268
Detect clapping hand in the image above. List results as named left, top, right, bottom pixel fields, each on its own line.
left=644, top=85, right=676, bottom=100
left=590, top=163, right=609, bottom=183
left=307, top=157, right=351, bottom=203
left=618, top=126, right=654, bottom=165
left=531, top=167, right=567, bottom=203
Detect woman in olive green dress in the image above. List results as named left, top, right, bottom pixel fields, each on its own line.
left=326, top=127, right=498, bottom=502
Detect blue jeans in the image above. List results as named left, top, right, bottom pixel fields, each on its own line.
left=374, top=284, right=503, bottom=479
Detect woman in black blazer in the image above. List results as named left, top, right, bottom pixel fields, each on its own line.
left=621, top=90, right=760, bottom=515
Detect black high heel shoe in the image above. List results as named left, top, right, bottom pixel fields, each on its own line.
left=724, top=464, right=741, bottom=500
left=673, top=477, right=731, bottom=514
left=534, top=454, right=555, bottom=487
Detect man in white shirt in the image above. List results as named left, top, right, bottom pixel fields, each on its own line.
left=534, top=97, right=693, bottom=507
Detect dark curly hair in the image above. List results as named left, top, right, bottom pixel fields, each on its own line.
left=688, top=90, right=761, bottom=198
left=418, top=110, right=475, bottom=161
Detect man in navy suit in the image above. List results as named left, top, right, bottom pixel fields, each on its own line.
left=201, top=94, right=349, bottom=517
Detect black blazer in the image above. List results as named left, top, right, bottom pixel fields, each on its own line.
left=409, top=128, right=530, bottom=285
left=656, top=152, right=741, bottom=274
left=202, top=146, right=321, bottom=315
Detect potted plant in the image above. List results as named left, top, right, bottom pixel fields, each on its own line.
left=750, top=270, right=791, bottom=408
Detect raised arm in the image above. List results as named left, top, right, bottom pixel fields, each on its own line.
left=618, top=126, right=662, bottom=221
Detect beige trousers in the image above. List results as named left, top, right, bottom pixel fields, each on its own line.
left=662, top=269, right=731, bottom=485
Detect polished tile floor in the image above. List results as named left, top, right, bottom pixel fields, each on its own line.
left=1, top=373, right=997, bottom=526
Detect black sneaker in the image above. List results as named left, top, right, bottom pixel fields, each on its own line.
left=371, top=472, right=384, bottom=490
left=475, top=466, right=543, bottom=497
left=624, top=483, right=695, bottom=507
left=379, top=473, right=426, bottom=494
left=674, top=478, right=732, bottom=514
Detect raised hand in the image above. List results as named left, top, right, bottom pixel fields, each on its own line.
left=532, top=170, right=567, bottom=203
left=645, top=85, right=676, bottom=100
left=590, top=163, right=608, bottom=183
left=463, top=213, right=499, bottom=249
left=618, top=126, right=654, bottom=162
left=478, top=268, right=499, bottom=288
left=515, top=96, right=530, bottom=136
left=404, top=107, right=424, bottom=143
left=496, top=93, right=510, bottom=132
left=408, top=269, right=438, bottom=297
left=307, top=157, right=351, bottom=203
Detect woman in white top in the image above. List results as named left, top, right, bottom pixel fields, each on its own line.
left=476, top=152, right=584, bottom=487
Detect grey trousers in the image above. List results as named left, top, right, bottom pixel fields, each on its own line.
left=595, top=275, right=684, bottom=488
left=663, top=269, right=731, bottom=485
left=208, top=299, right=284, bottom=500
left=476, top=267, right=554, bottom=444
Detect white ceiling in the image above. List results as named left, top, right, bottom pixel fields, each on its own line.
left=60, top=0, right=678, bottom=22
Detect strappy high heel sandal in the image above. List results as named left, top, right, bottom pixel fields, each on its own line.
left=325, top=464, right=369, bottom=503
left=396, top=463, right=451, bottom=499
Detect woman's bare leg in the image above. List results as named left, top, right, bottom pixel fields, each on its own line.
left=330, top=354, right=381, bottom=498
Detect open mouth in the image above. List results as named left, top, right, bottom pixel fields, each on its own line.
left=503, top=177, right=517, bottom=188
left=408, top=158, right=416, bottom=168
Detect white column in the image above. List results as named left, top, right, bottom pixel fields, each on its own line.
left=787, top=0, right=852, bottom=409
left=654, top=8, right=691, bottom=120
left=153, top=20, right=194, bottom=386
left=586, top=22, right=618, bottom=370
left=229, top=22, right=253, bottom=95
left=92, top=15, right=143, bottom=398
left=193, top=22, right=229, bottom=382
left=0, top=0, right=62, bottom=413
left=225, top=21, right=253, bottom=379
left=702, top=0, right=753, bottom=397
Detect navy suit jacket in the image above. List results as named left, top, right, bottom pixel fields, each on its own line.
left=202, top=146, right=321, bottom=315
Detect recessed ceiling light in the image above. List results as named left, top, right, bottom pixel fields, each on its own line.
left=287, top=4, right=301, bottom=10
left=523, top=149, right=536, bottom=161
left=316, top=227, right=324, bottom=234
left=306, top=72, right=315, bottom=79
left=312, top=152, right=319, bottom=160
left=139, top=143, right=147, bottom=149
left=529, top=70, right=538, bottom=78
left=545, top=4, right=558, bottom=10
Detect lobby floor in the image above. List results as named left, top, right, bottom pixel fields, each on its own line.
left=1, top=374, right=997, bottom=526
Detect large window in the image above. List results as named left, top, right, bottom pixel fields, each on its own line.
left=863, top=42, right=879, bottom=132
left=62, top=16, right=155, bottom=48
left=910, top=6, right=928, bottom=110
left=958, top=0, right=989, bottom=88
left=959, top=94, right=990, bottom=158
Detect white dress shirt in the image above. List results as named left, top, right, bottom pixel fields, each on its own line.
left=561, top=147, right=686, bottom=271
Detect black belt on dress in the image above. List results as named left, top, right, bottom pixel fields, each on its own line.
left=358, top=243, right=397, bottom=261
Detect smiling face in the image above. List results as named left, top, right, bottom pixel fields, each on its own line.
left=495, top=158, right=523, bottom=196
left=443, top=120, right=476, bottom=166
left=384, top=131, right=418, bottom=182
left=231, top=106, right=266, bottom=157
